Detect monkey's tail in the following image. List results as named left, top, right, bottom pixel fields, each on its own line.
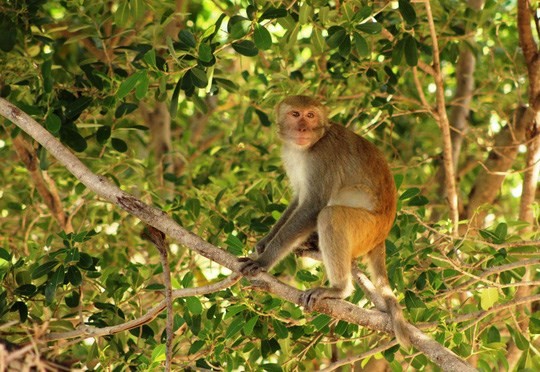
left=366, top=245, right=412, bottom=349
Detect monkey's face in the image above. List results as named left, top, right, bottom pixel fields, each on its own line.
left=277, top=103, right=326, bottom=149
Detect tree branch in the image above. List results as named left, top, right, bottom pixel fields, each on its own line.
left=0, top=97, right=475, bottom=371
left=45, top=275, right=241, bottom=341
left=423, top=0, right=460, bottom=234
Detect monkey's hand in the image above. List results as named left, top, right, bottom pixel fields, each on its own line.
left=238, top=257, right=266, bottom=276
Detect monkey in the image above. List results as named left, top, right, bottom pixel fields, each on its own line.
left=239, top=95, right=411, bottom=347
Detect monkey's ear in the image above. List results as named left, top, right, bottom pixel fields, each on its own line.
left=320, top=105, right=330, bottom=127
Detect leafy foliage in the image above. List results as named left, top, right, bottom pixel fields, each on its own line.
left=0, top=0, right=538, bottom=370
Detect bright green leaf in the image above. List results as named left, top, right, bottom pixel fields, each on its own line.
left=480, top=287, right=499, bottom=310
left=254, top=24, right=272, bottom=50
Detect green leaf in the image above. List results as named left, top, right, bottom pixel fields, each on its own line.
left=191, top=67, right=208, bottom=88
left=353, top=6, right=372, bottom=22
left=0, top=248, right=11, bottom=261
left=272, top=319, right=288, bottom=339
left=479, top=287, right=498, bottom=310
left=111, top=138, right=128, bottom=153
left=232, top=40, right=259, bottom=57
left=45, top=113, right=61, bottom=134
left=225, top=234, right=244, bottom=255
left=494, top=223, right=507, bottom=241
left=326, top=26, right=347, bottom=49
left=189, top=340, right=205, bottom=355
left=151, top=344, right=166, bottom=363
left=507, top=325, right=529, bottom=350
left=32, top=260, right=59, bottom=279
left=400, top=187, right=420, bottom=200
left=186, top=297, right=203, bottom=315
left=131, top=0, right=146, bottom=20
left=42, top=59, right=53, bottom=93
left=398, top=0, right=417, bottom=25
left=170, top=78, right=182, bottom=117
left=243, top=315, right=259, bottom=335
left=226, top=316, right=245, bottom=338
left=255, top=109, right=271, bottom=126
left=199, top=43, right=213, bottom=63
left=311, top=28, right=325, bottom=54
left=115, top=1, right=130, bottom=27
left=67, top=266, right=83, bottom=286
left=356, top=22, right=383, bottom=34
left=179, top=30, right=196, bottom=48
left=404, top=35, right=418, bottom=66
left=135, top=71, right=149, bottom=100
left=261, top=338, right=280, bottom=358
left=65, top=290, right=80, bottom=307
left=0, top=19, right=17, bottom=52
left=65, top=96, right=92, bottom=119
left=10, top=302, right=28, bottom=322
left=296, top=270, right=319, bottom=282
left=61, top=127, right=87, bottom=151
left=529, top=317, right=540, bottom=334
left=312, top=314, right=331, bottom=331
left=299, top=3, right=312, bottom=24
left=339, top=34, right=351, bottom=57
left=404, top=290, right=426, bottom=309
left=254, top=24, right=272, bottom=50
left=78, top=252, right=94, bottom=269
left=96, top=125, right=111, bottom=144
left=45, top=265, right=65, bottom=305
left=486, top=325, right=501, bottom=342
left=353, top=33, right=369, bottom=57
left=392, top=38, right=406, bottom=65
left=259, top=7, right=288, bottom=21
left=143, top=49, right=156, bottom=67
left=14, top=284, right=37, bottom=296
left=116, top=70, right=146, bottom=100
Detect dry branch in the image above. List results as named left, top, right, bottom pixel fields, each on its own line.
left=423, top=0, right=460, bottom=234
left=0, top=97, right=475, bottom=371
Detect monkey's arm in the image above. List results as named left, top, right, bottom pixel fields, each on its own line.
left=241, top=202, right=321, bottom=275
left=256, top=197, right=299, bottom=254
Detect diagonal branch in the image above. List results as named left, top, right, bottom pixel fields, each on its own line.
left=0, top=97, right=474, bottom=371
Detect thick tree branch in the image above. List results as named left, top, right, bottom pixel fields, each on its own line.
left=518, top=0, right=538, bottom=66
left=0, top=97, right=474, bottom=371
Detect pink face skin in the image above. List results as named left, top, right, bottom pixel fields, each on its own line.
left=279, top=105, right=325, bottom=148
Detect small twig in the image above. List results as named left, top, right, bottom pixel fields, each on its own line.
left=319, top=339, right=398, bottom=372
left=143, top=226, right=174, bottom=371
left=45, top=275, right=241, bottom=341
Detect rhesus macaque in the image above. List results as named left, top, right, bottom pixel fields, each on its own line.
left=240, top=95, right=410, bottom=347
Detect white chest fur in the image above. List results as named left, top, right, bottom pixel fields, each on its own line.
left=282, top=146, right=308, bottom=202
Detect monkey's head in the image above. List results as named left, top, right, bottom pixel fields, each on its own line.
left=276, top=95, right=329, bottom=149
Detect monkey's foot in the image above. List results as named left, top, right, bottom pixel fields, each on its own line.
left=238, top=258, right=266, bottom=276
left=301, top=287, right=341, bottom=311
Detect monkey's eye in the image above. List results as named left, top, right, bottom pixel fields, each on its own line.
left=306, top=112, right=315, bottom=118
left=291, top=111, right=300, bottom=117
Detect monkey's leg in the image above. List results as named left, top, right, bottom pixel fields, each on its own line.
left=367, top=244, right=411, bottom=347
left=301, top=206, right=354, bottom=310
